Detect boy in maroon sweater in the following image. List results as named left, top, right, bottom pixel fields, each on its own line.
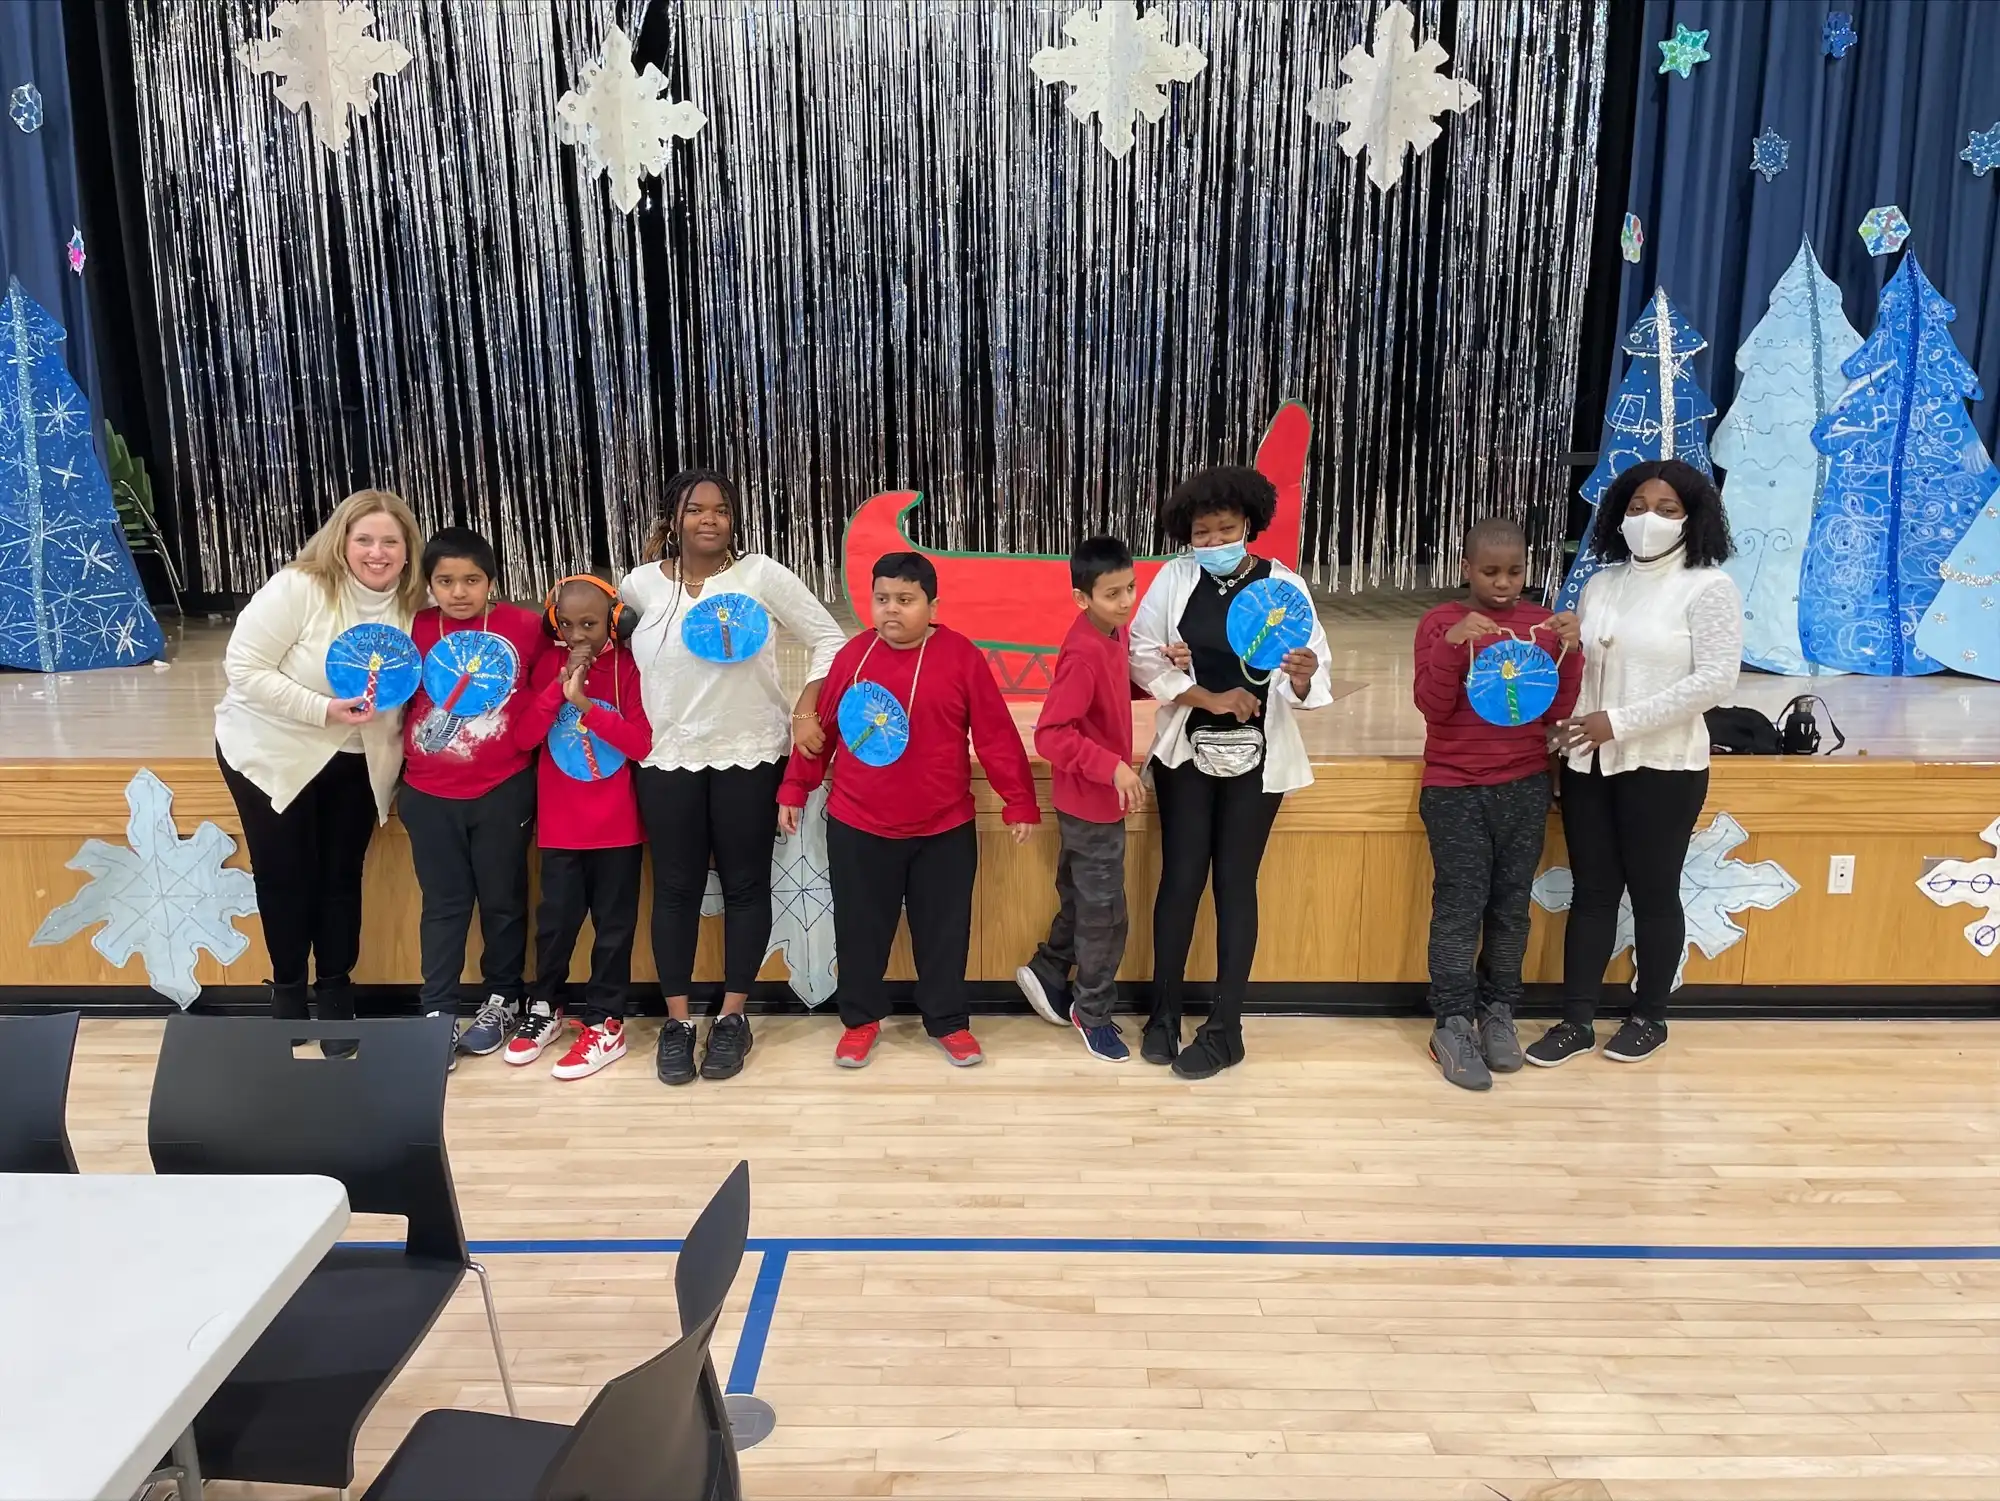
left=1015, top=537, right=1145, bottom=1062
left=779, top=552, right=1040, bottom=1069
left=1413, top=518, right=1581, bottom=1091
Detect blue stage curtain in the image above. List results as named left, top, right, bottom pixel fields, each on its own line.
left=1616, top=0, right=2000, bottom=453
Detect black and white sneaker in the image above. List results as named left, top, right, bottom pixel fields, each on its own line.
left=1603, top=1018, right=1668, bottom=1063
left=1524, top=1020, right=1597, bottom=1068
left=1013, top=962, right=1072, bottom=1027
left=699, top=1014, right=754, bottom=1081
left=656, top=1018, right=698, bottom=1086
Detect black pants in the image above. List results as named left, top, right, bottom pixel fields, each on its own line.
left=635, top=761, right=784, bottom=995
left=827, top=816, right=976, bottom=1038
left=1035, top=813, right=1128, bottom=1029
left=531, top=846, right=644, bottom=1022
left=218, top=745, right=377, bottom=991
left=1418, top=773, right=1550, bottom=1021
left=1149, top=758, right=1283, bottom=1038
left=1559, top=760, right=1708, bottom=1025
left=398, top=769, right=536, bottom=1013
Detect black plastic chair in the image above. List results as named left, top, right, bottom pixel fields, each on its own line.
left=147, top=1015, right=517, bottom=1493
left=0, top=1011, right=80, bottom=1172
left=362, top=1160, right=751, bottom=1501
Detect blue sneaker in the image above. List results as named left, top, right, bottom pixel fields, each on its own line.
left=457, top=994, right=517, bottom=1057
left=1072, top=1013, right=1129, bottom=1062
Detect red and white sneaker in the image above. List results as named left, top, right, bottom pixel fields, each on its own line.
left=833, top=1022, right=881, bottom=1068
left=932, top=1029, right=984, bottom=1067
left=503, top=1000, right=563, bottom=1066
left=551, top=1019, right=626, bottom=1081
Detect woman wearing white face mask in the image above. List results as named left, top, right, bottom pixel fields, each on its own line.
left=1527, top=460, right=1742, bottom=1068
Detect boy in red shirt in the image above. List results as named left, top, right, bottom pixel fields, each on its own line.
left=779, top=552, right=1040, bottom=1069
left=1413, top=517, right=1582, bottom=1091
left=1015, top=537, right=1145, bottom=1062
left=507, top=576, right=652, bottom=1081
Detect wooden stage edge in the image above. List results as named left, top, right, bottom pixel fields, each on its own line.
left=2, top=752, right=1998, bottom=1003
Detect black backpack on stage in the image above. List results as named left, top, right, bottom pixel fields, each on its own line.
left=1705, top=694, right=1845, bottom=756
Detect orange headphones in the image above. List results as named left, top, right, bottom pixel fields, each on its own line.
left=542, top=574, right=636, bottom=642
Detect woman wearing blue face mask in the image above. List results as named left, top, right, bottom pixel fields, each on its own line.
left=1528, top=459, right=1741, bottom=1069
left=1129, top=466, right=1333, bottom=1079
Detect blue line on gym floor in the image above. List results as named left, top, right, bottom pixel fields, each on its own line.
left=725, top=1248, right=789, bottom=1396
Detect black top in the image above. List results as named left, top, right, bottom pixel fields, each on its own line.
left=1181, top=557, right=1273, bottom=737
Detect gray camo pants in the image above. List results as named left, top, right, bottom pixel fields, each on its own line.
left=1033, top=813, right=1128, bottom=1029
left=1418, top=773, right=1551, bottom=1021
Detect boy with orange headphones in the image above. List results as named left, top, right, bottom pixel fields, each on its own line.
left=506, top=574, right=653, bottom=1079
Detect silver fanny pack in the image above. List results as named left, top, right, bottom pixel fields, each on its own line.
left=1188, top=725, right=1263, bottom=779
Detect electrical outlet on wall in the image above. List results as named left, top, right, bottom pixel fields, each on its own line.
left=1828, top=854, right=1855, bottom=895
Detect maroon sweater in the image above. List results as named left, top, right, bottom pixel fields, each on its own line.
left=1413, top=599, right=1582, bottom=788
left=1034, top=611, right=1141, bottom=824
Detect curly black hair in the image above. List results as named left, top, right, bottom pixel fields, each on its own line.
left=1160, top=464, right=1278, bottom=547
left=1588, top=459, right=1733, bottom=568
left=645, top=468, right=746, bottom=562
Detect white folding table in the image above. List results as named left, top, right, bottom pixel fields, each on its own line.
left=0, top=1172, right=350, bottom=1501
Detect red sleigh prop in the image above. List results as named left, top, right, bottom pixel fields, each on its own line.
left=840, top=403, right=1311, bottom=699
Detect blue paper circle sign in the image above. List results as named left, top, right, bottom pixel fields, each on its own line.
left=681, top=592, right=772, bottom=665
left=837, top=680, right=910, bottom=767
left=1466, top=636, right=1561, bottom=726
left=422, top=630, right=519, bottom=719
left=325, top=623, right=422, bottom=711
left=548, top=699, right=627, bottom=782
left=1225, top=577, right=1315, bottom=672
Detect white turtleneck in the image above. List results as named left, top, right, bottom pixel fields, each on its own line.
left=1568, top=552, right=1743, bottom=776
left=214, top=567, right=413, bottom=819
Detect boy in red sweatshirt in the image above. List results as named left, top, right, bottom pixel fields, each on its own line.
left=507, top=576, right=653, bottom=1081
left=1413, top=517, right=1581, bottom=1091
left=779, top=552, right=1040, bottom=1069
left=1015, top=537, right=1145, bottom=1062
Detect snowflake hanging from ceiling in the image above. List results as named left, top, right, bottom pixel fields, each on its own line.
left=32, top=769, right=259, bottom=1007
left=1918, top=819, right=2000, bottom=956
left=237, top=0, right=411, bottom=154
left=1962, top=122, right=2000, bottom=178
left=1749, top=126, right=1789, bottom=182
left=701, top=784, right=836, bottom=1005
left=66, top=229, right=85, bottom=276
left=9, top=82, right=42, bottom=133
left=1307, top=2, right=1479, bottom=192
left=1822, top=12, right=1857, bottom=59
left=1857, top=204, right=1910, bottom=256
left=556, top=25, right=706, bottom=214
left=1030, top=1, right=1206, bottom=161
left=1657, top=23, right=1711, bottom=79
left=1621, top=213, right=1644, bottom=263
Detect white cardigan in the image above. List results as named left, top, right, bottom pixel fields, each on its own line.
left=213, top=568, right=411, bottom=819
left=1128, top=554, right=1334, bottom=795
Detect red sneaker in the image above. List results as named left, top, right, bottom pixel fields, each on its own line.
left=550, top=1019, right=626, bottom=1081
left=932, top=1029, right=984, bottom=1067
left=834, top=1022, right=881, bottom=1068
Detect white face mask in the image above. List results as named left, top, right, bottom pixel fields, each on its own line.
left=1621, top=510, right=1685, bottom=561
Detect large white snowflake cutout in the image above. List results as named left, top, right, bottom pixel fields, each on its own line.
left=1917, top=818, right=2000, bottom=956
left=1030, top=1, right=1206, bottom=161
left=237, top=1, right=411, bottom=154
left=1532, top=812, right=1798, bottom=991
left=1308, top=2, right=1480, bottom=192
left=31, top=769, right=259, bottom=1007
left=702, top=784, right=836, bottom=1005
left=556, top=25, right=706, bottom=214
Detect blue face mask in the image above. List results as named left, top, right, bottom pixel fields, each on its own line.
left=1192, top=540, right=1247, bottom=576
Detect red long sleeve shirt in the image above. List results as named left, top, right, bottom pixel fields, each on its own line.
left=779, top=625, right=1042, bottom=839
left=511, top=643, right=652, bottom=849
left=1414, top=600, right=1582, bottom=788
left=1033, top=611, right=1140, bottom=824
left=401, top=603, right=548, bottom=799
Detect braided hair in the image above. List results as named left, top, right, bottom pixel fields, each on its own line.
left=644, top=468, right=747, bottom=563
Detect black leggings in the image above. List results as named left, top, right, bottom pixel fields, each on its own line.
left=1559, top=760, right=1708, bottom=1025
left=1149, top=758, right=1283, bottom=1037
left=218, top=745, right=378, bottom=992
left=635, top=761, right=785, bottom=995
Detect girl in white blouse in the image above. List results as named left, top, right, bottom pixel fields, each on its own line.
left=1530, top=460, right=1743, bottom=1068
left=619, top=470, right=845, bottom=1087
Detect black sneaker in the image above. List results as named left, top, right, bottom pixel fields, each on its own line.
left=1525, top=1020, right=1596, bottom=1067
left=656, top=1018, right=698, bottom=1086
left=700, top=1014, right=754, bottom=1081
left=1170, top=1025, right=1244, bottom=1081
left=1603, top=1018, right=1668, bottom=1062
left=1141, top=1015, right=1180, bottom=1066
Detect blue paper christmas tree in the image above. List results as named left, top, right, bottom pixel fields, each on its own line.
left=0, top=278, right=164, bottom=672
left=1913, top=491, right=2000, bottom=677
left=1712, top=239, right=1862, bottom=676
left=1799, top=253, right=1997, bottom=676
left=1555, top=288, right=1715, bottom=611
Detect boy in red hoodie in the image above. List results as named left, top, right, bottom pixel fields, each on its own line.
left=507, top=576, right=653, bottom=1081
left=1015, top=536, right=1145, bottom=1062
left=779, top=552, right=1040, bottom=1069
left=1413, top=517, right=1581, bottom=1091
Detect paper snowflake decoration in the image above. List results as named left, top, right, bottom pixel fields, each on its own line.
left=238, top=1, right=410, bottom=153
left=66, top=229, right=84, bottom=276
left=9, top=82, right=41, bottom=133
left=1917, top=819, right=2000, bottom=956
left=1657, top=23, right=1711, bottom=79
left=1307, top=2, right=1479, bottom=192
left=700, top=784, right=836, bottom=1005
left=1533, top=813, right=1798, bottom=990
left=31, top=769, right=258, bottom=1007
left=1822, top=12, right=1857, bottom=59
left=1030, top=1, right=1206, bottom=161
left=1857, top=204, right=1910, bottom=256
left=1962, top=122, right=2000, bottom=178
left=1620, top=213, right=1644, bottom=263
left=1749, top=127, right=1789, bottom=182
left=556, top=25, right=706, bottom=214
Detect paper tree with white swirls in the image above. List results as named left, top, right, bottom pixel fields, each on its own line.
left=237, top=1, right=411, bottom=153
left=1030, top=1, right=1206, bottom=160
left=32, top=769, right=258, bottom=1007
left=556, top=25, right=706, bottom=214
left=702, top=784, right=836, bottom=1005
left=1917, top=820, right=2000, bottom=956
left=1308, top=2, right=1480, bottom=192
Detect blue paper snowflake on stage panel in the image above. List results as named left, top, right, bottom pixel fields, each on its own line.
left=1822, top=12, right=1857, bottom=59
left=0, top=279, right=165, bottom=672
left=1857, top=205, right=1910, bottom=256
left=31, top=769, right=258, bottom=1007
left=1657, top=23, right=1710, bottom=79
left=1749, top=127, right=1789, bottom=182
left=702, top=783, right=837, bottom=1006
left=1962, top=122, right=2000, bottom=178
left=9, top=82, right=42, bottom=132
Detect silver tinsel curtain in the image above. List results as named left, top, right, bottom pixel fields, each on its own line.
left=129, top=0, right=1606, bottom=597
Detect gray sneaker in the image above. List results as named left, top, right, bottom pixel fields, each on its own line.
left=458, top=994, right=518, bottom=1056
left=1430, top=1015, right=1492, bottom=1091
left=1479, top=1006, right=1524, bottom=1073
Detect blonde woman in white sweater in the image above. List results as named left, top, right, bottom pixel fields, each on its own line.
left=1528, top=461, right=1742, bottom=1069
left=214, top=491, right=426, bottom=1025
